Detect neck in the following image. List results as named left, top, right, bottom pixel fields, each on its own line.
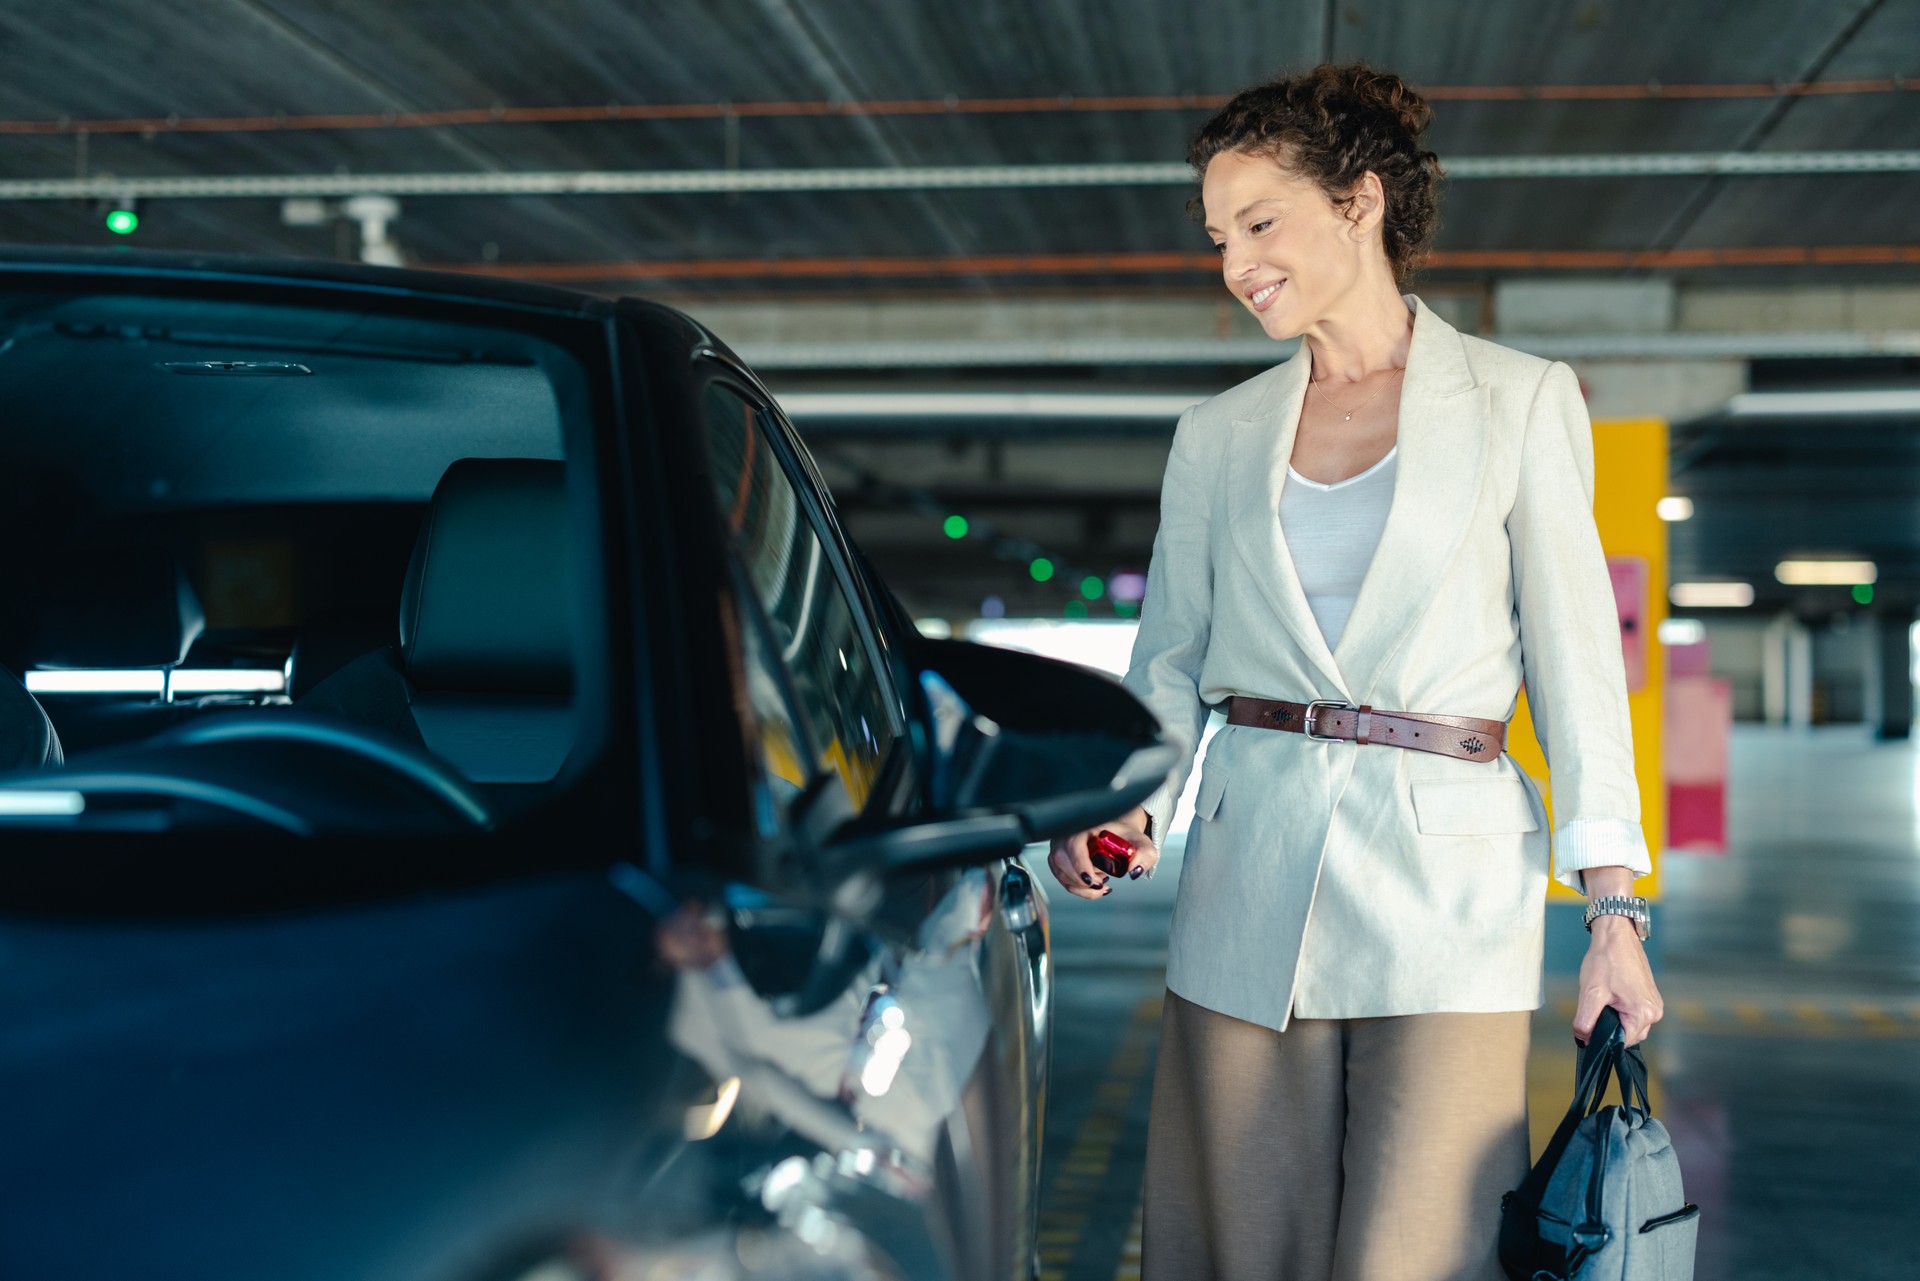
left=1300, top=285, right=1416, bottom=384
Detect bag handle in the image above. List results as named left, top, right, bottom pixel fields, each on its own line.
left=1570, top=1009, right=1655, bottom=1272
left=1575, top=1007, right=1651, bottom=1115
left=1512, top=1007, right=1644, bottom=1207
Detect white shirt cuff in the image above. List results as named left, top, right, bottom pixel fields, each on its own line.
left=1551, top=816, right=1654, bottom=894
left=1138, top=780, right=1180, bottom=841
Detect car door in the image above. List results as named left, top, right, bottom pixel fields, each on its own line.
left=691, top=362, right=1049, bottom=1281
left=748, top=380, right=1055, bottom=1280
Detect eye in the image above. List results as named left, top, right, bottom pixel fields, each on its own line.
left=1211, top=242, right=1226, bottom=256
left=1250, top=219, right=1274, bottom=235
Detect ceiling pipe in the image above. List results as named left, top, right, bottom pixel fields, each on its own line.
left=0, top=150, right=1914, bottom=202
left=0, top=77, right=1907, bottom=137
left=744, top=332, right=1920, bottom=370
left=431, top=245, right=1920, bottom=284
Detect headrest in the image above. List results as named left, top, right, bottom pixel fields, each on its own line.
left=0, top=665, right=62, bottom=770
left=399, top=459, right=575, bottom=695
left=31, top=544, right=206, bottom=670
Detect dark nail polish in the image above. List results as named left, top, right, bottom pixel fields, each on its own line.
left=1130, top=867, right=1144, bottom=880
left=1102, top=885, right=1113, bottom=895
left=1081, top=872, right=1096, bottom=886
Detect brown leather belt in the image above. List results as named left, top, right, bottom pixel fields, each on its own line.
left=1226, top=695, right=1507, bottom=763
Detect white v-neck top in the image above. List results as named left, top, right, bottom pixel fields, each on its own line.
left=1279, top=447, right=1398, bottom=649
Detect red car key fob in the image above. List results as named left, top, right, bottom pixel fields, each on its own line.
left=1089, top=829, right=1135, bottom=878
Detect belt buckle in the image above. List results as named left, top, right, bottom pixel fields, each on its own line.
left=1303, top=699, right=1353, bottom=743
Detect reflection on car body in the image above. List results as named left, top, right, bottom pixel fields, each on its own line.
left=0, top=250, right=1173, bottom=1281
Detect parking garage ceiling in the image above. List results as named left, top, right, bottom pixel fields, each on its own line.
left=0, top=0, right=1914, bottom=293
left=1, top=0, right=1918, bottom=620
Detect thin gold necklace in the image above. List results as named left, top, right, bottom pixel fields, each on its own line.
left=1314, top=366, right=1404, bottom=421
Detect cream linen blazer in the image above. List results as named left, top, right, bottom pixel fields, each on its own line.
left=1121, top=292, right=1650, bottom=1033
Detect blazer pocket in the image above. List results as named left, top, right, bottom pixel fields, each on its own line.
left=1194, top=766, right=1228, bottom=822
left=1410, top=778, right=1541, bottom=836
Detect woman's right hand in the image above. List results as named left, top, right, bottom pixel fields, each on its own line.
left=1046, top=809, right=1160, bottom=900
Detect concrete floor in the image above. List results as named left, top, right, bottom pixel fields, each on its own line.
left=1037, top=724, right=1920, bottom=1281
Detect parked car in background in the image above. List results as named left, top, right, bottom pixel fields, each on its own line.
left=0, top=249, right=1174, bottom=1281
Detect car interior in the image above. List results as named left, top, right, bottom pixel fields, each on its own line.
left=0, top=285, right=604, bottom=832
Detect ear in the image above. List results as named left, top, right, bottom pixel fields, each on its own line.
left=1344, top=170, right=1388, bottom=240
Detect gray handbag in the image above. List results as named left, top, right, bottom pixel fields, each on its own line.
left=1499, top=1007, right=1699, bottom=1280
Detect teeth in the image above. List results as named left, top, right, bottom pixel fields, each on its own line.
left=1252, top=282, right=1282, bottom=304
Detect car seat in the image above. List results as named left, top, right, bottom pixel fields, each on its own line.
left=297, top=458, right=576, bottom=786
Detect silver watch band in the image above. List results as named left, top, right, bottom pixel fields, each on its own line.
left=1583, top=893, right=1651, bottom=940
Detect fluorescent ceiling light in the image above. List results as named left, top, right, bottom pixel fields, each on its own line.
left=0, top=791, right=86, bottom=817
left=1657, top=618, right=1706, bottom=646
left=26, top=670, right=165, bottom=694
left=1655, top=496, right=1694, bottom=522
left=169, top=669, right=287, bottom=694
left=26, top=669, right=286, bottom=695
left=777, top=391, right=1207, bottom=419
left=1775, top=559, right=1877, bottom=585
left=1724, top=389, right=1920, bottom=417
left=1669, top=582, right=1754, bottom=608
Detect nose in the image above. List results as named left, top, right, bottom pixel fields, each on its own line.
left=1222, top=243, right=1258, bottom=287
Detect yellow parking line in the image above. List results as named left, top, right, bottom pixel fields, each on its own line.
left=1114, top=1204, right=1145, bottom=1281
left=1850, top=1002, right=1899, bottom=1030
left=1041, top=995, right=1163, bottom=1278
left=1790, top=1002, right=1836, bottom=1029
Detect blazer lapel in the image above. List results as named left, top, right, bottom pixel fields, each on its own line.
left=1331, top=293, right=1491, bottom=699
left=1224, top=343, right=1350, bottom=698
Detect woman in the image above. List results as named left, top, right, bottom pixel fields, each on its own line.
left=1045, top=63, right=1663, bottom=1280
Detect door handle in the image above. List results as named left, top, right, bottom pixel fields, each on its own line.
left=1000, top=864, right=1040, bottom=934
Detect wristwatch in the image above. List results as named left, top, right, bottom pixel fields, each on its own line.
left=1583, top=893, right=1651, bottom=941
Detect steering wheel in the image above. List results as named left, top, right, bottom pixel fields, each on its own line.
left=0, top=711, right=493, bottom=835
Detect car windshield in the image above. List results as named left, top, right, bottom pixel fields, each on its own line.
left=0, top=282, right=605, bottom=841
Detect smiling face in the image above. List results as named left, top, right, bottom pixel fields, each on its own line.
left=1201, top=147, right=1381, bottom=341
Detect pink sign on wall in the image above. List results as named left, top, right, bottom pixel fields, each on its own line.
left=1608, top=556, right=1648, bottom=692
left=1665, top=638, right=1730, bottom=855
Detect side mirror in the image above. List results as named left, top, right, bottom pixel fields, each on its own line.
left=824, top=636, right=1176, bottom=880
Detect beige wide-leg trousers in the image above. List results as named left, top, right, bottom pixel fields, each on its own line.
left=1141, top=990, right=1532, bottom=1281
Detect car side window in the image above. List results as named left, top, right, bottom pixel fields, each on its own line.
left=722, top=566, right=813, bottom=837
left=700, top=381, right=896, bottom=817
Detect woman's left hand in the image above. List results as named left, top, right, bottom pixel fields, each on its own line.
left=1573, top=915, right=1664, bottom=1047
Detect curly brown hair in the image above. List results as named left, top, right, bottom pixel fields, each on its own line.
left=1187, top=61, right=1445, bottom=287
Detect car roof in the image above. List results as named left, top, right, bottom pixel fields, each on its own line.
left=0, top=245, right=625, bottom=320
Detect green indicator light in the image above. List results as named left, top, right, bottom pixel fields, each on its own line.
left=1853, top=583, right=1874, bottom=605
left=105, top=209, right=139, bottom=235
left=1064, top=599, right=1088, bottom=619
left=1114, top=600, right=1139, bottom=617
left=943, top=514, right=968, bottom=539
left=1029, top=557, right=1054, bottom=582
left=1080, top=575, right=1103, bottom=600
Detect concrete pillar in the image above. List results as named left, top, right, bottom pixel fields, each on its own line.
left=1762, top=614, right=1813, bottom=728
left=1865, top=610, right=1916, bottom=740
